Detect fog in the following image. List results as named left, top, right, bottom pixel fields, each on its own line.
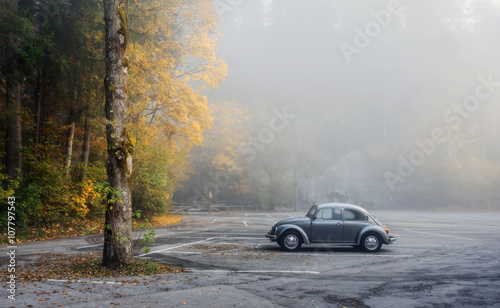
left=175, top=0, right=500, bottom=211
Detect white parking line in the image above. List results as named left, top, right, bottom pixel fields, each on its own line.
left=199, top=270, right=320, bottom=275
left=48, top=279, right=123, bottom=285
left=266, top=214, right=272, bottom=218
left=138, top=237, right=216, bottom=257
left=211, top=219, right=217, bottom=224
left=164, top=251, right=202, bottom=255
left=404, top=229, right=475, bottom=241
left=75, top=244, right=102, bottom=250
left=226, top=237, right=267, bottom=240
left=254, top=246, right=413, bottom=257
left=396, top=245, right=444, bottom=247
left=309, top=254, right=414, bottom=257
left=243, top=221, right=248, bottom=227
left=241, top=270, right=321, bottom=274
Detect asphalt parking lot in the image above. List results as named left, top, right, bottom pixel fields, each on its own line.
left=5, top=210, right=500, bottom=307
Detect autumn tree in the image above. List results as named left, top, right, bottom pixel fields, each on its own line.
left=1, top=1, right=26, bottom=182
left=102, top=0, right=133, bottom=267
left=0, top=0, right=227, bottom=232
left=177, top=101, right=250, bottom=205
left=126, top=0, right=226, bottom=213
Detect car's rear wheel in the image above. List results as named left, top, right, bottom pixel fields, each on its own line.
left=360, top=233, right=382, bottom=252
left=279, top=230, right=302, bottom=252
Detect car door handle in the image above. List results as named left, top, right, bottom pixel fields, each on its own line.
left=336, top=222, right=342, bottom=226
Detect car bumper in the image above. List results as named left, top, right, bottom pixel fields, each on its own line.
left=265, top=232, right=277, bottom=242
left=389, top=236, right=396, bottom=244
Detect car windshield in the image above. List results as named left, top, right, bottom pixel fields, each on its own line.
left=305, top=205, right=317, bottom=218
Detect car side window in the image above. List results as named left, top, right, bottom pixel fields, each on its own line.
left=332, top=208, right=342, bottom=220
left=344, top=209, right=367, bottom=221
left=316, top=208, right=332, bottom=220
left=316, top=208, right=342, bottom=220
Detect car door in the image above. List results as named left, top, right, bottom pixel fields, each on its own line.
left=311, top=207, right=343, bottom=242
left=342, top=209, right=369, bottom=242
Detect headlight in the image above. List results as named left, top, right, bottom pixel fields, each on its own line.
left=270, top=225, right=276, bottom=234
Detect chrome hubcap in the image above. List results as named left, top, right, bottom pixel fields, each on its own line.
left=284, top=234, right=299, bottom=249
left=364, top=235, right=379, bottom=250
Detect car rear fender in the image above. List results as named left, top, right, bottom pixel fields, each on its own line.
left=357, top=225, right=390, bottom=245
left=276, top=224, right=311, bottom=245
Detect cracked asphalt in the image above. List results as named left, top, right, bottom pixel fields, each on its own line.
left=4, top=210, right=500, bottom=307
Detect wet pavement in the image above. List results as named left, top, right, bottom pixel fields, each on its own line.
left=3, top=210, right=500, bottom=307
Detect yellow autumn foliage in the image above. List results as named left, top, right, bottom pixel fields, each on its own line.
left=188, top=101, right=251, bottom=195
left=71, top=179, right=99, bottom=218
left=127, top=0, right=226, bottom=149
left=124, top=0, right=226, bottom=214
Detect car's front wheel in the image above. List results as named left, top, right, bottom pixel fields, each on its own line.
left=278, top=230, right=302, bottom=252
left=360, top=233, right=382, bottom=252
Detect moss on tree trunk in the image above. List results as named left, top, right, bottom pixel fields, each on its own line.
left=102, top=0, right=133, bottom=267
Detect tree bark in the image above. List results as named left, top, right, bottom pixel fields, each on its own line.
left=63, top=120, right=76, bottom=175
left=268, top=172, right=275, bottom=211
left=5, top=78, right=22, bottom=181
left=102, top=0, right=133, bottom=267
left=34, top=66, right=42, bottom=147
left=80, top=114, right=91, bottom=182
left=4, top=3, right=22, bottom=182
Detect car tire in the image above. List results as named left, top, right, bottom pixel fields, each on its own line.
left=278, top=230, right=302, bottom=252
left=360, top=233, right=382, bottom=252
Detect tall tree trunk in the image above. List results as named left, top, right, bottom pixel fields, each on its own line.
left=63, top=120, right=75, bottom=175
left=34, top=66, right=42, bottom=147
left=102, top=0, right=133, bottom=267
left=268, top=172, right=274, bottom=211
left=64, top=85, right=80, bottom=175
left=4, top=3, right=22, bottom=182
left=80, top=114, right=91, bottom=182
left=4, top=17, right=23, bottom=184
left=5, top=78, right=22, bottom=181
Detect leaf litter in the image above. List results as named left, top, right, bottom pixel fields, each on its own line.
left=0, top=252, right=188, bottom=283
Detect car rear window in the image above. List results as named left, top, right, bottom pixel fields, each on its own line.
left=315, top=207, right=342, bottom=220
left=344, top=209, right=367, bottom=221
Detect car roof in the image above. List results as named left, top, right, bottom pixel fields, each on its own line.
left=315, top=203, right=368, bottom=212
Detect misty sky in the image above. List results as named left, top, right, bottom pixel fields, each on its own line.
left=207, top=0, right=500, bottom=149
left=192, top=0, right=500, bottom=209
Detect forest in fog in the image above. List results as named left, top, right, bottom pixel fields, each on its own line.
left=1, top=0, right=499, bottom=234
left=175, top=0, right=500, bottom=211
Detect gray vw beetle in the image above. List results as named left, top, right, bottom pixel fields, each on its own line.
left=265, top=203, right=396, bottom=252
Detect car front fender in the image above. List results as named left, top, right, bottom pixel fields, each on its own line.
left=357, top=225, right=391, bottom=245
left=276, top=224, right=311, bottom=245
